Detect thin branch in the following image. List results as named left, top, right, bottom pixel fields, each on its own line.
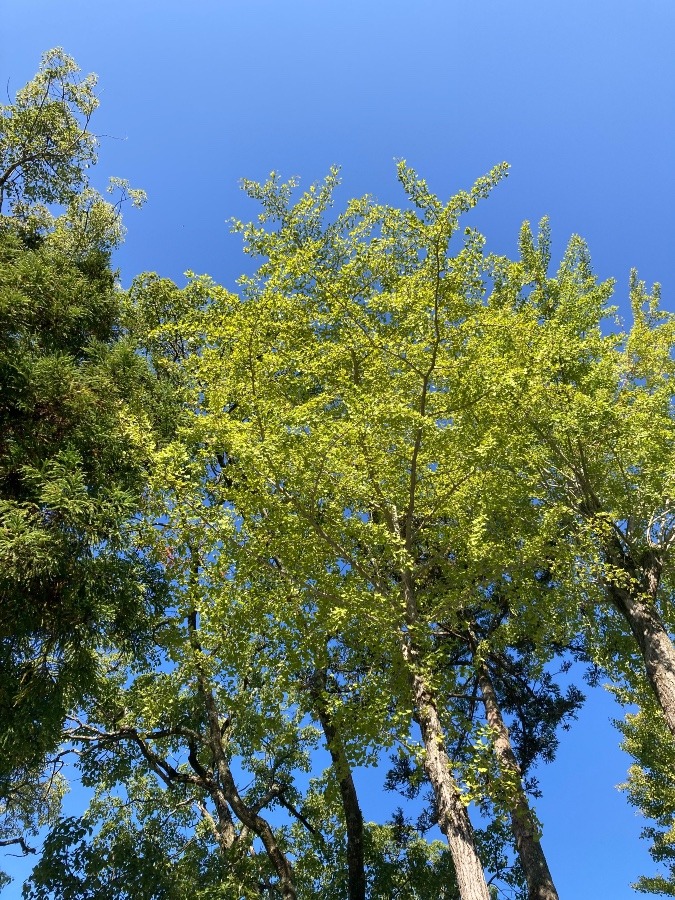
left=0, top=836, right=36, bottom=855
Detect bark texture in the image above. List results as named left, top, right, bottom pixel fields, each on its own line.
left=398, top=563, right=490, bottom=900
left=476, top=663, right=558, bottom=900
left=404, top=650, right=491, bottom=900
left=310, top=671, right=366, bottom=900
left=603, top=541, right=675, bottom=741
left=610, top=582, right=675, bottom=739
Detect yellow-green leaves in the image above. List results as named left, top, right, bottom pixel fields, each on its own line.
left=0, top=49, right=98, bottom=219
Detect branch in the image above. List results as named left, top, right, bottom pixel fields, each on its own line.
left=0, top=836, right=36, bottom=855
left=277, top=792, right=327, bottom=850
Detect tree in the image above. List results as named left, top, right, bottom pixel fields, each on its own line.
left=477, top=222, right=675, bottom=741
left=154, top=165, right=571, bottom=900
left=0, top=219, right=153, bottom=764
left=17, top=259, right=478, bottom=899
left=0, top=51, right=154, bottom=875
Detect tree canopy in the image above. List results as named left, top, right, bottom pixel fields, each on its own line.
left=3, top=50, right=675, bottom=900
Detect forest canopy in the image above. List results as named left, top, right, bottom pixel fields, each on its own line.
left=2, top=50, right=675, bottom=900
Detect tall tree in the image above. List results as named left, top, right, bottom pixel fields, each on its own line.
left=479, top=222, right=675, bottom=739
left=169, top=165, right=569, bottom=899
left=0, top=51, right=152, bottom=871
left=23, top=267, right=466, bottom=900
left=13, top=53, right=672, bottom=889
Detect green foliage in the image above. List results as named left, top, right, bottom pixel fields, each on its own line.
left=364, top=821, right=459, bottom=899
left=0, top=48, right=97, bottom=220
left=8, top=48, right=675, bottom=899
left=131, top=163, right=675, bottom=895
left=614, top=686, right=675, bottom=894
left=0, top=53, right=157, bottom=880
left=0, top=198, right=156, bottom=767
left=100, top=164, right=572, bottom=897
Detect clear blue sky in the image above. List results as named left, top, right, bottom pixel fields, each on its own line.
left=3, top=1, right=675, bottom=896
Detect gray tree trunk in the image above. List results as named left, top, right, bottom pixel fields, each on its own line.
left=476, top=662, right=558, bottom=900
left=604, top=541, right=675, bottom=740
left=403, top=645, right=491, bottom=900
left=609, top=580, right=675, bottom=739
left=399, top=565, right=490, bottom=900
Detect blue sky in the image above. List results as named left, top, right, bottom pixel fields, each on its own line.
left=3, top=1, right=675, bottom=896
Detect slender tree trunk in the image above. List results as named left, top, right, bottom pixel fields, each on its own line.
left=220, top=769, right=297, bottom=900
left=398, top=569, right=490, bottom=900
left=402, top=641, right=491, bottom=900
left=310, top=670, right=366, bottom=900
left=201, top=689, right=297, bottom=900
left=476, top=662, right=558, bottom=900
left=601, top=541, right=675, bottom=741
left=609, top=581, right=675, bottom=739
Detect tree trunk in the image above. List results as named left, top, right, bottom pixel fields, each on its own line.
left=609, top=581, right=675, bottom=739
left=601, top=540, right=675, bottom=741
left=202, top=693, right=297, bottom=900
left=476, top=662, right=558, bottom=900
left=404, top=649, right=491, bottom=900
left=221, top=770, right=297, bottom=900
left=398, top=566, right=490, bottom=900
left=310, top=671, right=366, bottom=900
